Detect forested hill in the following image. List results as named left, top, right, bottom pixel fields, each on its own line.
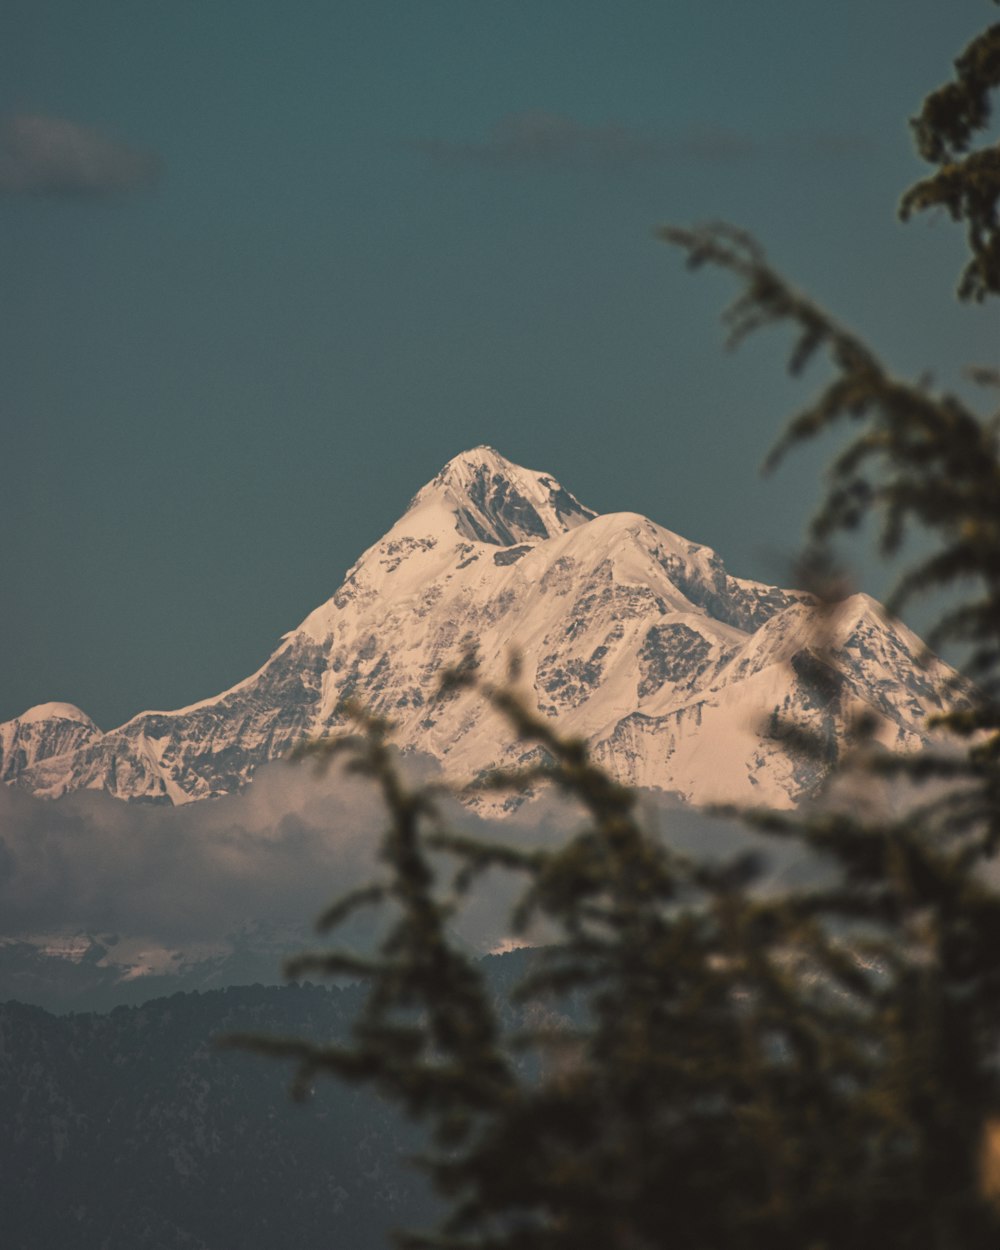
left=0, top=980, right=455, bottom=1250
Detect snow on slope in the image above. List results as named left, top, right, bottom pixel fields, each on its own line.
left=0, top=703, right=100, bottom=784
left=0, top=447, right=962, bottom=810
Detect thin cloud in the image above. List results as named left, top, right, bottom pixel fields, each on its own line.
left=0, top=754, right=779, bottom=957
left=0, top=756, right=391, bottom=945
left=0, top=753, right=824, bottom=1011
left=0, top=113, right=160, bottom=196
left=411, top=111, right=753, bottom=169
left=787, top=130, right=877, bottom=158
left=410, top=111, right=874, bottom=170
left=405, top=111, right=670, bottom=167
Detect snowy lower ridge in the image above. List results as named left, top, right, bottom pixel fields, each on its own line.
left=0, top=446, right=963, bottom=811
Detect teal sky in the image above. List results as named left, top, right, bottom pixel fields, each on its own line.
left=2, top=1, right=997, bottom=728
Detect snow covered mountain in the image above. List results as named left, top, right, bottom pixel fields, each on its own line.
left=0, top=447, right=961, bottom=810
left=0, top=702, right=101, bottom=784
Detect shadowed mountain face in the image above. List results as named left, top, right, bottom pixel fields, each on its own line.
left=0, top=446, right=961, bottom=810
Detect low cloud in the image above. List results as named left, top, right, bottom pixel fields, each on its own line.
left=0, top=752, right=557, bottom=954
left=0, top=760, right=834, bottom=1011
left=0, top=754, right=801, bottom=965
left=0, top=757, right=393, bottom=946
left=0, top=113, right=160, bottom=196
left=409, top=111, right=873, bottom=170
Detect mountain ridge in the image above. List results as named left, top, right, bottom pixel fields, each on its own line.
left=0, top=447, right=960, bottom=810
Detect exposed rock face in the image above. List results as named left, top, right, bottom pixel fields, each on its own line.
left=0, top=446, right=963, bottom=810
left=0, top=703, right=100, bottom=784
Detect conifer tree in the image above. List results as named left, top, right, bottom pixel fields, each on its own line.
left=239, top=10, right=1000, bottom=1247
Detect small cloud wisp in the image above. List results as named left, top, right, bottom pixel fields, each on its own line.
left=410, top=110, right=874, bottom=171
left=0, top=113, right=160, bottom=196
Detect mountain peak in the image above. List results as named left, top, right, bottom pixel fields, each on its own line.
left=17, top=701, right=97, bottom=728
left=407, top=446, right=598, bottom=546
left=3, top=446, right=961, bottom=813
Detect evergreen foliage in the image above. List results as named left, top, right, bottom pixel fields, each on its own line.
left=898, top=11, right=1000, bottom=301
left=240, top=11, right=1000, bottom=1247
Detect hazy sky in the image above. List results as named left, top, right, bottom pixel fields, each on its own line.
left=3, top=1, right=996, bottom=729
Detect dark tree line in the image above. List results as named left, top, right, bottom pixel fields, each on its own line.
left=236, top=11, right=1000, bottom=1248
